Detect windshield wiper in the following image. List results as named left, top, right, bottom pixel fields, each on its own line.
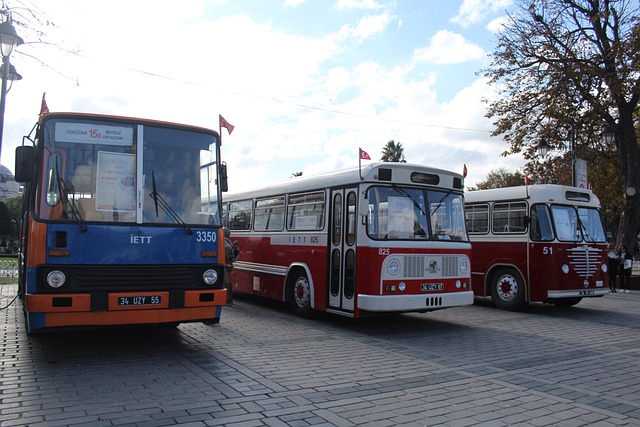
left=576, top=216, right=596, bottom=243
left=391, top=184, right=427, bottom=216
left=150, top=171, right=193, bottom=234
left=55, top=160, right=87, bottom=233
left=429, top=188, right=455, bottom=217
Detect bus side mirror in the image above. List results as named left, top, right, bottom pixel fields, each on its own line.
left=358, top=198, right=369, bottom=216
left=15, top=145, right=34, bottom=183
left=219, top=162, right=228, bottom=192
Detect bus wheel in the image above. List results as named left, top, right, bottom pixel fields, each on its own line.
left=490, top=268, right=525, bottom=311
left=551, top=297, right=582, bottom=307
left=288, top=271, right=313, bottom=317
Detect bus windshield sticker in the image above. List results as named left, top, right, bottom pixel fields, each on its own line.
left=95, top=152, right=136, bottom=212
left=55, top=122, right=134, bottom=146
left=388, top=197, right=414, bottom=239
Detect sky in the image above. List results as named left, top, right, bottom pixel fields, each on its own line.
left=2, top=0, right=525, bottom=192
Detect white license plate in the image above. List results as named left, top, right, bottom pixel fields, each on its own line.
left=421, top=283, right=443, bottom=291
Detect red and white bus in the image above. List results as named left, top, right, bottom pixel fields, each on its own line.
left=222, top=162, right=473, bottom=318
left=465, top=184, right=608, bottom=310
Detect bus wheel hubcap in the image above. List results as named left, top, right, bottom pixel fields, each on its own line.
left=294, top=277, right=310, bottom=307
left=497, top=276, right=517, bottom=301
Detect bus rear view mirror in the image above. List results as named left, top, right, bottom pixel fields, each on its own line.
left=358, top=198, right=369, bottom=216
left=219, top=162, right=228, bottom=192
left=15, top=145, right=34, bottom=183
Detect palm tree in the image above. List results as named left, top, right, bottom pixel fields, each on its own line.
left=380, top=140, right=406, bottom=163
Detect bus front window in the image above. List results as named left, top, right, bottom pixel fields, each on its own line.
left=551, top=205, right=580, bottom=242
left=427, top=190, right=467, bottom=241
left=577, top=207, right=606, bottom=243
left=366, top=186, right=467, bottom=242
left=366, top=186, right=428, bottom=240
left=39, top=119, right=137, bottom=222
left=142, top=126, right=220, bottom=226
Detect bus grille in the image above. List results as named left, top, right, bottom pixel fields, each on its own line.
left=403, top=256, right=458, bottom=277
left=442, top=256, right=458, bottom=277
left=75, top=266, right=198, bottom=289
left=404, top=256, right=424, bottom=277
left=567, top=246, right=601, bottom=278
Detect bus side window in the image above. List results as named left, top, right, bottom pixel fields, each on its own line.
left=493, top=202, right=527, bottom=234
left=465, top=204, right=488, bottom=233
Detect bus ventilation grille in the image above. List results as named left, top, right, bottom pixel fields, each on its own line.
left=567, top=246, right=601, bottom=278
left=75, top=266, right=198, bottom=289
left=403, top=256, right=459, bottom=278
left=425, top=296, right=443, bottom=307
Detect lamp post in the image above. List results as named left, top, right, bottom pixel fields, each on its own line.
left=535, top=125, right=578, bottom=187
left=0, top=15, right=23, bottom=162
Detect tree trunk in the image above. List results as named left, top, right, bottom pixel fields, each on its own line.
left=615, top=107, right=640, bottom=255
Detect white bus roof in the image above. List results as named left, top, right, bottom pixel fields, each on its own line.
left=464, top=184, right=601, bottom=207
left=225, top=162, right=464, bottom=201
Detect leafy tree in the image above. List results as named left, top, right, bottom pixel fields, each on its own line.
left=380, top=140, right=406, bottom=163
left=482, top=0, right=640, bottom=253
left=468, top=167, right=528, bottom=190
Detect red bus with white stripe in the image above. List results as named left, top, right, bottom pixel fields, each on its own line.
left=222, top=162, right=473, bottom=318
left=465, top=184, right=608, bottom=310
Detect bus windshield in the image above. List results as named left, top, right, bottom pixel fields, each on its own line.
left=38, top=118, right=221, bottom=225
left=550, top=205, right=606, bottom=243
left=366, top=186, right=467, bottom=241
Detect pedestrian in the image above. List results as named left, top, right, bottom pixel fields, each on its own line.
left=607, top=243, right=618, bottom=293
left=618, top=245, right=633, bottom=293
left=224, top=227, right=240, bottom=304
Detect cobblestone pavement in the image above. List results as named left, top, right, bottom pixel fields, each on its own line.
left=1, top=283, right=640, bottom=427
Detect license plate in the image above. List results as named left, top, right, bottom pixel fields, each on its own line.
left=117, top=295, right=161, bottom=306
left=421, top=283, right=443, bottom=291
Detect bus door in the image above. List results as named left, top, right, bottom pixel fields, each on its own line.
left=328, top=188, right=357, bottom=312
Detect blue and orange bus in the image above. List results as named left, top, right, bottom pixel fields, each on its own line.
left=14, top=111, right=228, bottom=333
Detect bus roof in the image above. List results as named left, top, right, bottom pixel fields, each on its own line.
left=226, top=162, right=464, bottom=200
left=464, top=184, right=601, bottom=207
left=40, top=111, right=219, bottom=137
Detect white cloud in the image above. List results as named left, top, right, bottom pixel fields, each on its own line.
left=336, top=0, right=385, bottom=10
left=486, top=15, right=510, bottom=33
left=451, top=0, right=513, bottom=27
left=0, top=0, right=525, bottom=193
left=413, top=30, right=485, bottom=65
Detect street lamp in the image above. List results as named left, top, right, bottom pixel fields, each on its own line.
left=601, top=126, right=616, bottom=145
left=535, top=137, right=550, bottom=157
left=0, top=16, right=23, bottom=162
left=535, top=125, right=578, bottom=187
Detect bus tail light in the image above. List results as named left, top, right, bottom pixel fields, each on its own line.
left=47, top=270, right=66, bottom=288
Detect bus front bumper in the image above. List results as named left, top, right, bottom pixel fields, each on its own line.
left=547, top=288, right=609, bottom=298
left=358, top=291, right=474, bottom=312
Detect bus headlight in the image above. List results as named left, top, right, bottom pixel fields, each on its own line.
left=562, top=264, right=570, bottom=274
left=398, top=282, right=406, bottom=291
left=459, top=259, right=469, bottom=275
left=203, top=269, right=219, bottom=285
left=47, top=270, right=66, bottom=288
left=387, top=259, right=400, bottom=275
left=601, top=264, right=608, bottom=273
